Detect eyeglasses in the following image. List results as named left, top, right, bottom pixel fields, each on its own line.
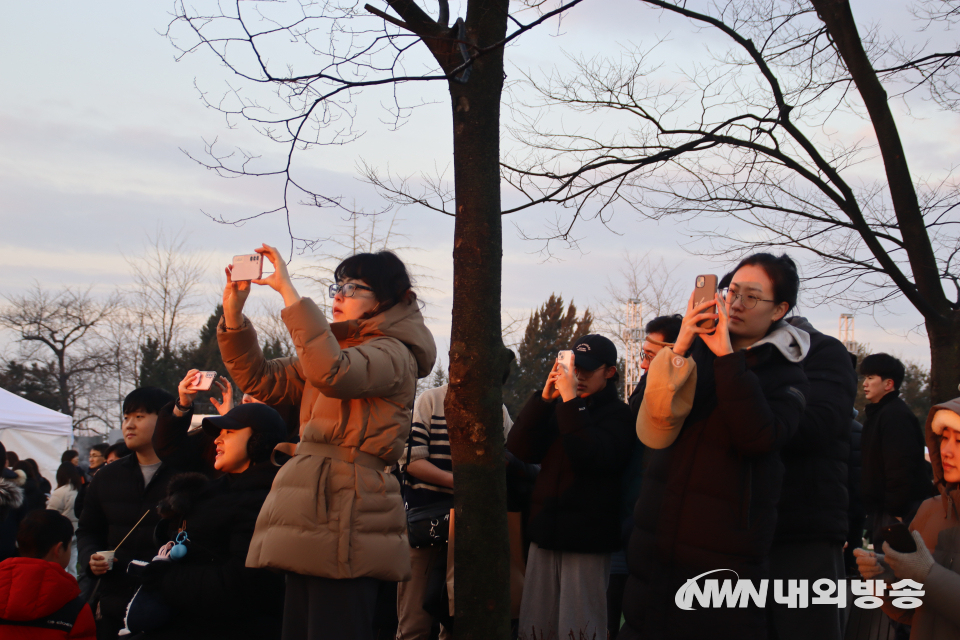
left=328, top=282, right=375, bottom=299
left=720, top=287, right=776, bottom=310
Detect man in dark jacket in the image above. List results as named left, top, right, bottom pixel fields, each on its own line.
left=76, top=387, right=177, bottom=640
left=769, top=318, right=857, bottom=640
left=859, top=353, right=932, bottom=545
left=507, top=334, right=633, bottom=640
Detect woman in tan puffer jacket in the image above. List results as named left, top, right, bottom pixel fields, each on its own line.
left=217, top=245, right=436, bottom=640
left=855, top=397, right=960, bottom=640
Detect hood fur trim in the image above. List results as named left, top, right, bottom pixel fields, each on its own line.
left=0, top=478, right=24, bottom=509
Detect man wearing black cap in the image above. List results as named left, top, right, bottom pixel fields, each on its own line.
left=507, top=334, right=634, bottom=640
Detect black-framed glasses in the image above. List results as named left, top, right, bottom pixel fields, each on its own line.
left=720, top=287, right=776, bottom=310
left=329, top=282, right=375, bottom=299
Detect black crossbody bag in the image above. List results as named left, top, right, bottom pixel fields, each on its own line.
left=401, top=427, right=452, bottom=548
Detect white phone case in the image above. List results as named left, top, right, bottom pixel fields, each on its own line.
left=232, top=254, right=263, bottom=281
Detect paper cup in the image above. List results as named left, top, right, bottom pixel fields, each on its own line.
left=96, top=550, right=116, bottom=570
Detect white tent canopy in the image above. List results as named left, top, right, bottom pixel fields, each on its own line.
left=0, top=387, right=73, bottom=486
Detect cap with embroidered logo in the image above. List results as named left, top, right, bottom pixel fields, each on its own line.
left=571, top=334, right=618, bottom=371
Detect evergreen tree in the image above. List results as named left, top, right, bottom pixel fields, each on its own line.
left=137, top=337, right=185, bottom=394
left=503, top=294, right=593, bottom=418
left=0, top=360, right=61, bottom=410
left=431, top=357, right=448, bottom=388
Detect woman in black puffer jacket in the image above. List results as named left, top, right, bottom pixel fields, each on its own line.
left=127, top=401, right=288, bottom=640
left=619, top=254, right=810, bottom=640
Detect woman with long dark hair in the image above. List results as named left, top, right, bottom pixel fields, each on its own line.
left=47, top=462, right=83, bottom=576
left=217, top=245, right=436, bottom=640
left=620, top=253, right=811, bottom=640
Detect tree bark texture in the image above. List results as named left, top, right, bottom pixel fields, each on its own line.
left=926, top=312, right=960, bottom=404
left=380, top=0, right=513, bottom=631
left=438, top=0, right=513, bottom=637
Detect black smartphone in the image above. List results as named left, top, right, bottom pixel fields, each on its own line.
left=879, top=523, right=917, bottom=553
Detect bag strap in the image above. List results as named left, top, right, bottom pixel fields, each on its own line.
left=0, top=594, right=86, bottom=631
left=400, top=424, right=416, bottom=504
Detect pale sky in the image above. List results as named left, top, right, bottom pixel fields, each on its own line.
left=2, top=0, right=954, bottom=372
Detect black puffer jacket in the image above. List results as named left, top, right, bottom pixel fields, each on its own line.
left=153, top=401, right=218, bottom=474
left=141, top=466, right=284, bottom=640
left=75, top=454, right=180, bottom=625
left=845, top=417, right=865, bottom=571
left=0, top=473, right=24, bottom=562
left=507, top=381, right=633, bottom=553
left=620, top=332, right=809, bottom=640
left=774, top=318, right=857, bottom=543
left=860, top=392, right=932, bottom=522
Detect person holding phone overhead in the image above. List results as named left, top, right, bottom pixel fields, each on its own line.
left=854, top=396, right=960, bottom=640
left=216, top=245, right=436, bottom=640
left=619, top=253, right=810, bottom=640
left=507, top=334, right=633, bottom=640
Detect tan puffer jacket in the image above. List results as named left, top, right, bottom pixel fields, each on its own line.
left=883, top=397, right=960, bottom=640
left=217, top=297, right=436, bottom=581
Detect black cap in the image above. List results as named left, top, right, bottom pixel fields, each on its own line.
left=201, top=404, right=287, bottom=463
left=572, top=334, right=617, bottom=371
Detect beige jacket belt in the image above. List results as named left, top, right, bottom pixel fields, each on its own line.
left=295, top=441, right=386, bottom=471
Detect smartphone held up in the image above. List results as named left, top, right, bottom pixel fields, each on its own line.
left=231, top=254, right=263, bottom=281
left=192, top=371, right=218, bottom=392
left=557, top=350, right=574, bottom=374
left=879, top=523, right=917, bottom=553
left=694, top=274, right=718, bottom=331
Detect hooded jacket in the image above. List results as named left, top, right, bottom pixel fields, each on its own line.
left=507, top=380, right=634, bottom=553
left=620, top=322, right=809, bottom=640
left=774, top=317, right=857, bottom=543
left=218, top=296, right=436, bottom=581
left=0, top=475, right=25, bottom=562
left=140, top=466, right=285, bottom=640
left=882, top=397, right=960, bottom=640
left=0, top=557, right=96, bottom=639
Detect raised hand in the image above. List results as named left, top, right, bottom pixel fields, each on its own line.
left=698, top=292, right=734, bottom=357
left=252, top=244, right=301, bottom=307
left=673, top=292, right=717, bottom=355
left=223, top=264, right=252, bottom=328
left=542, top=362, right=563, bottom=402
left=210, top=379, right=234, bottom=416
left=177, top=369, right=202, bottom=410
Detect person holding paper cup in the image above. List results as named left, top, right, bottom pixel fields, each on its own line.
left=76, top=386, right=177, bottom=640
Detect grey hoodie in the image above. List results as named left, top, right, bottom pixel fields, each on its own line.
left=749, top=318, right=810, bottom=363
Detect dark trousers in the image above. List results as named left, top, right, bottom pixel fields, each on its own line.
left=768, top=540, right=845, bottom=640
left=282, top=573, right=380, bottom=640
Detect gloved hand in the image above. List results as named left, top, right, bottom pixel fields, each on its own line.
left=883, top=530, right=935, bottom=583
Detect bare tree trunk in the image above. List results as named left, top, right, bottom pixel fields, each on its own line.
left=444, top=1, right=513, bottom=637
left=927, top=313, right=960, bottom=404
left=57, top=352, right=71, bottom=416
